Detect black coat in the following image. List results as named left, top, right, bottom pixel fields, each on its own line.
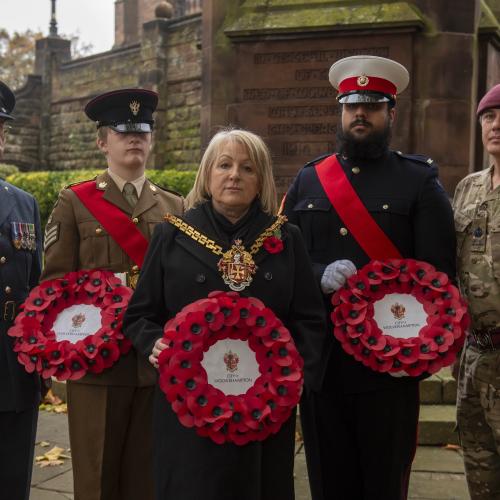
left=0, top=180, right=42, bottom=412
left=123, top=203, right=326, bottom=500
left=283, top=151, right=457, bottom=394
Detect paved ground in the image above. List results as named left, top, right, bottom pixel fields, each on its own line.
left=31, top=410, right=470, bottom=500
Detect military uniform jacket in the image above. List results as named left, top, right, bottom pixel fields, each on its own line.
left=0, top=180, right=42, bottom=411
left=42, top=171, right=184, bottom=387
left=453, top=166, right=500, bottom=330
left=123, top=203, right=327, bottom=392
left=283, top=150, right=456, bottom=393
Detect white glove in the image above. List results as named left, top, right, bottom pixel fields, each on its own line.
left=321, top=260, right=357, bottom=294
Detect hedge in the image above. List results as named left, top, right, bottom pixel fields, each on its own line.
left=0, top=163, right=19, bottom=179
left=6, top=169, right=197, bottom=229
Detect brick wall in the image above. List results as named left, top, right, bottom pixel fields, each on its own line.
left=48, top=45, right=142, bottom=170
left=21, top=14, right=203, bottom=172
left=3, top=75, right=42, bottom=169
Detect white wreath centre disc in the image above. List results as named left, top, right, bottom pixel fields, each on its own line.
left=373, top=293, right=427, bottom=340
left=202, top=339, right=261, bottom=396
left=52, top=304, right=103, bottom=344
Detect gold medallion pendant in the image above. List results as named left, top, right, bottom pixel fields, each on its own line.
left=217, top=239, right=257, bottom=291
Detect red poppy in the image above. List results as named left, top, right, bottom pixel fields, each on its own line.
left=245, top=307, right=277, bottom=337
left=263, top=235, right=284, bottom=254
left=360, top=331, right=386, bottom=351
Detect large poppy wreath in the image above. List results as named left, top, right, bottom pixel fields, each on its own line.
left=8, top=270, right=132, bottom=381
left=332, top=259, right=469, bottom=377
left=158, top=291, right=303, bottom=446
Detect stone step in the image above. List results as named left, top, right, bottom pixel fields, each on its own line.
left=418, top=404, right=458, bottom=445
left=419, top=367, right=457, bottom=405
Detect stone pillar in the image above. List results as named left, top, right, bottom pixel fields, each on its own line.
left=139, top=18, right=171, bottom=168
left=34, top=36, right=71, bottom=169
left=411, top=0, right=481, bottom=190
left=201, top=0, right=238, bottom=147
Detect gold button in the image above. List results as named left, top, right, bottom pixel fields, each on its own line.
left=382, top=204, right=389, bottom=210
left=95, top=227, right=103, bottom=235
left=131, top=265, right=139, bottom=272
left=352, top=167, right=360, bottom=174
left=0, top=257, right=6, bottom=264
left=5, top=286, right=11, bottom=294
left=340, top=227, right=348, bottom=236
left=307, top=203, right=314, bottom=209
left=132, top=217, right=139, bottom=224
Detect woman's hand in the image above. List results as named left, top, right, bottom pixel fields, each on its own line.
left=149, top=337, right=168, bottom=369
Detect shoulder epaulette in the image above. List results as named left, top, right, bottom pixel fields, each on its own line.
left=303, top=153, right=333, bottom=168
left=64, top=177, right=97, bottom=189
left=394, top=151, right=434, bottom=166
left=149, top=180, right=183, bottom=198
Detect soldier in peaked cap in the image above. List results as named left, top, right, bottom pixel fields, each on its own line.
left=0, top=80, right=43, bottom=500
left=283, top=56, right=456, bottom=499
left=42, top=88, right=184, bottom=500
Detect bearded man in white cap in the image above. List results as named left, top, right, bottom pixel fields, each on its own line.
left=283, top=55, right=456, bottom=500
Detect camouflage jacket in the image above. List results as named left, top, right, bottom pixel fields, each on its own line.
left=453, top=166, right=500, bottom=329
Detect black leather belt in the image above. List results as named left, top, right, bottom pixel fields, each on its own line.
left=468, top=327, right=500, bottom=351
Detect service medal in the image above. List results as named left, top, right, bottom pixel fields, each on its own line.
left=11, top=222, right=22, bottom=249
left=217, top=240, right=257, bottom=291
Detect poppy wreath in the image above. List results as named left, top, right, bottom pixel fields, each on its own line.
left=158, top=291, right=303, bottom=446
left=332, top=259, right=469, bottom=377
left=8, top=269, right=133, bottom=381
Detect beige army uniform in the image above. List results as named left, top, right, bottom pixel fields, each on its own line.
left=453, top=166, right=500, bottom=500
left=42, top=170, right=183, bottom=500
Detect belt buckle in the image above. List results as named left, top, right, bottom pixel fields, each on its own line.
left=3, top=301, right=16, bottom=321
left=126, top=268, right=140, bottom=290
left=472, top=329, right=495, bottom=351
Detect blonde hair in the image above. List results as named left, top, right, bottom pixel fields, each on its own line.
left=185, top=128, right=278, bottom=215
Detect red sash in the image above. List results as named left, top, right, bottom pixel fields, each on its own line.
left=315, top=155, right=402, bottom=260
left=71, top=181, right=149, bottom=268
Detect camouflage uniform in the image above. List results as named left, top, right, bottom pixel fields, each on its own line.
left=454, top=166, right=500, bottom=500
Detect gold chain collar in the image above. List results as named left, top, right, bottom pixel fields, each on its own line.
left=164, top=213, right=287, bottom=291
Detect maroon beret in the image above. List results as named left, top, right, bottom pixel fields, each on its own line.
left=477, top=83, right=500, bottom=116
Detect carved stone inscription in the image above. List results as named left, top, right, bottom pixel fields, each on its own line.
left=231, top=36, right=412, bottom=189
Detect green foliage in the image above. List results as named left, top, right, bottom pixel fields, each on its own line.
left=6, top=169, right=197, bottom=228
left=0, top=163, right=19, bottom=179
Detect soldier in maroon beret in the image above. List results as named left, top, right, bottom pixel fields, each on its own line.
left=454, top=83, right=500, bottom=500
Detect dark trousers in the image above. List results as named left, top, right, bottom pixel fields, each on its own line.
left=67, top=382, right=155, bottom=500
left=300, top=384, right=419, bottom=500
left=153, top=385, right=296, bottom=500
left=0, top=406, right=38, bottom=500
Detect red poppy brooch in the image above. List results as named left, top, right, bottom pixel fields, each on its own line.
left=263, top=230, right=284, bottom=254
left=8, top=269, right=132, bottom=381
left=158, top=291, right=303, bottom=445
left=331, top=259, right=469, bottom=377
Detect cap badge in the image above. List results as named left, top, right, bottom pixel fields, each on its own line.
left=357, top=75, right=369, bottom=87
left=130, top=100, right=140, bottom=116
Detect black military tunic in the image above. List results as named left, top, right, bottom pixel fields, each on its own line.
left=0, top=179, right=42, bottom=500
left=283, top=150, right=456, bottom=500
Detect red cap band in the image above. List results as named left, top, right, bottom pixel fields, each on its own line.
left=338, top=76, right=397, bottom=96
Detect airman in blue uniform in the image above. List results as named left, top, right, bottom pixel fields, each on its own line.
left=0, top=80, right=43, bottom=500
